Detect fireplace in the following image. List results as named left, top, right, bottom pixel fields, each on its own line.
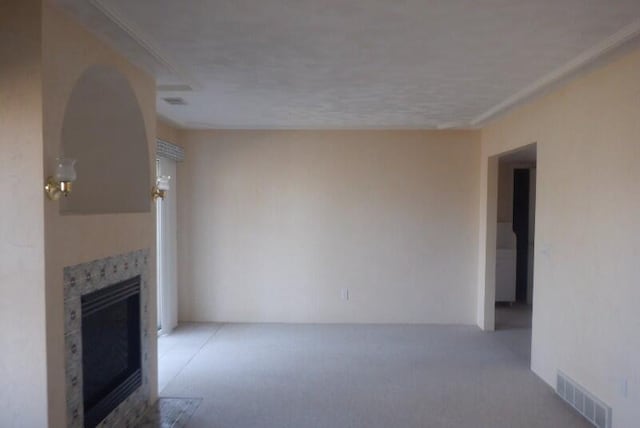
left=65, top=250, right=150, bottom=427
left=81, top=276, right=142, bottom=427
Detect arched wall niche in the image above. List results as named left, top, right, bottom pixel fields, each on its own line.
left=60, top=65, right=151, bottom=214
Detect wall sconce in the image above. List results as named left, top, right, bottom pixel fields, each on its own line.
left=152, top=175, right=171, bottom=201
left=45, top=157, right=77, bottom=200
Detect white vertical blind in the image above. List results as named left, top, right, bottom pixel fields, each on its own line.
left=157, top=156, right=178, bottom=335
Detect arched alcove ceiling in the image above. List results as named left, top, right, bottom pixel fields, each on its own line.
left=60, top=65, right=151, bottom=214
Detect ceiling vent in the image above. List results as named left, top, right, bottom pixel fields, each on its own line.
left=157, top=84, right=193, bottom=92
left=163, top=97, right=188, bottom=106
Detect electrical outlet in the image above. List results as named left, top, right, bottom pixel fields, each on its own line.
left=340, top=288, right=349, bottom=301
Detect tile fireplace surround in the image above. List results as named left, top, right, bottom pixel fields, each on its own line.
left=64, top=249, right=151, bottom=428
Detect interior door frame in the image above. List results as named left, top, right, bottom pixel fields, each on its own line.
left=479, top=142, right=537, bottom=331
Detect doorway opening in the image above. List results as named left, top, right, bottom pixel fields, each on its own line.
left=492, top=144, right=537, bottom=332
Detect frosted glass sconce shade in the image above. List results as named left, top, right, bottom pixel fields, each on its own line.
left=54, top=158, right=77, bottom=182
left=45, top=157, right=77, bottom=200
left=152, top=175, right=171, bottom=201
left=157, top=175, right=171, bottom=191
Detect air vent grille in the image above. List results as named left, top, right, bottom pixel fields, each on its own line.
left=163, top=97, right=187, bottom=106
left=157, top=84, right=193, bottom=92
left=557, top=371, right=611, bottom=428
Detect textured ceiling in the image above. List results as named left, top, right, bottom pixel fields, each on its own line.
left=54, top=0, right=640, bottom=129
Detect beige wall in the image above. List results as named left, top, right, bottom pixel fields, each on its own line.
left=0, top=1, right=48, bottom=426
left=42, top=3, right=157, bottom=427
left=157, top=120, right=184, bottom=146
left=478, top=47, right=640, bottom=426
left=177, top=130, right=480, bottom=324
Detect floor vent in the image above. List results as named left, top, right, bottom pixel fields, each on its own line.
left=556, top=371, right=611, bottom=428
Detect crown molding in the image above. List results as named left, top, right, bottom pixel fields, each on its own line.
left=90, top=0, right=201, bottom=91
left=436, top=122, right=465, bottom=130
left=470, top=20, right=640, bottom=127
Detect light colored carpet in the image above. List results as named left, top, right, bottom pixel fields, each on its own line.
left=495, top=303, right=533, bottom=331
left=158, top=314, right=588, bottom=428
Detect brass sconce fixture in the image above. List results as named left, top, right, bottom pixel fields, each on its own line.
left=152, top=175, right=171, bottom=201
left=45, top=157, right=77, bottom=200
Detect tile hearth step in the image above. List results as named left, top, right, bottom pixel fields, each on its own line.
left=137, top=397, right=201, bottom=428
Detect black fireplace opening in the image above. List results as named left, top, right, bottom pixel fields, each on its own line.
left=81, top=275, right=142, bottom=428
